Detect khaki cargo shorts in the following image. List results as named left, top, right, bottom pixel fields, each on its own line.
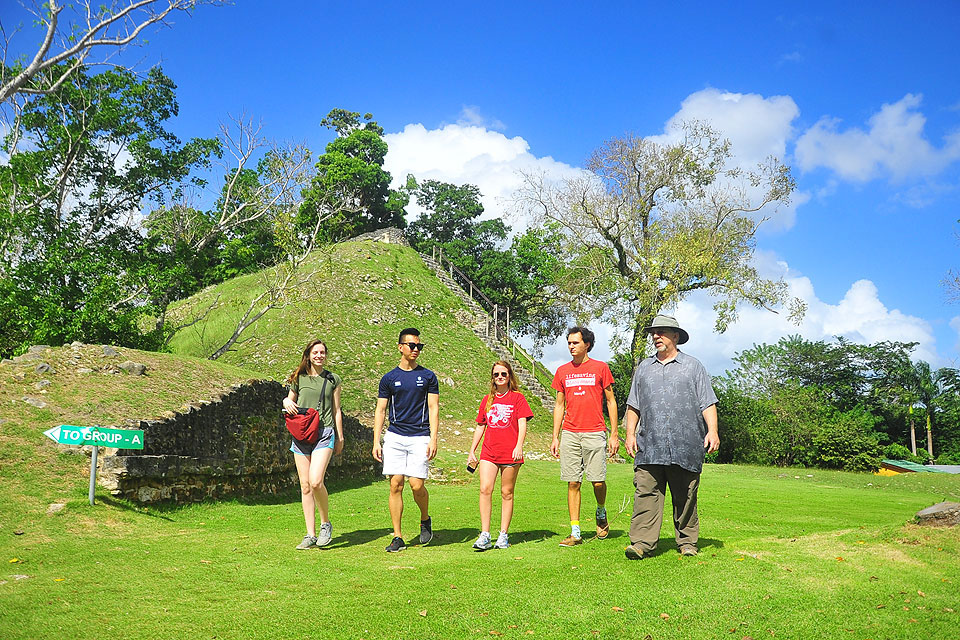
left=559, top=430, right=607, bottom=482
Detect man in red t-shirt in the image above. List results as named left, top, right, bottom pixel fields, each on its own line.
left=551, top=326, right=619, bottom=546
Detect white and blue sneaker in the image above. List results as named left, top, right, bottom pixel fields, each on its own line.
left=494, top=532, right=510, bottom=549
left=473, top=532, right=493, bottom=551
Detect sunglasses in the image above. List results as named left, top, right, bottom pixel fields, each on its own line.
left=492, top=371, right=509, bottom=378
left=401, top=342, right=425, bottom=351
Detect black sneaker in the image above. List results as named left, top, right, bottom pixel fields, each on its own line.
left=385, top=536, right=406, bottom=553
left=419, top=516, right=433, bottom=544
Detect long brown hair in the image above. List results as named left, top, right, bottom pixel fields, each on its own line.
left=287, top=339, right=327, bottom=384
left=480, top=360, right=520, bottom=415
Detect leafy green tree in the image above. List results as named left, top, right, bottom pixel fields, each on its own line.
left=299, top=109, right=406, bottom=241
left=0, top=65, right=218, bottom=356
left=904, top=362, right=958, bottom=458
left=407, top=178, right=507, bottom=272
left=475, top=223, right=569, bottom=341
left=405, top=178, right=567, bottom=341
left=517, top=121, right=804, bottom=358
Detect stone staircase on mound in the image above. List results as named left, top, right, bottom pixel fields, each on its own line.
left=355, top=227, right=555, bottom=412
left=420, top=253, right=555, bottom=412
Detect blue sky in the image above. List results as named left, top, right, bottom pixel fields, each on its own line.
left=4, top=1, right=960, bottom=374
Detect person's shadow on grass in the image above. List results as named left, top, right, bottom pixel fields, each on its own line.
left=641, top=536, right=724, bottom=557
left=417, top=526, right=475, bottom=547
left=425, top=528, right=561, bottom=548
left=326, top=527, right=393, bottom=548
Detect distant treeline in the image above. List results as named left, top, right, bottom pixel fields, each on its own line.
left=710, top=337, right=957, bottom=469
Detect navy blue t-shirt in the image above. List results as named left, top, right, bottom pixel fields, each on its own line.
left=378, top=365, right=440, bottom=437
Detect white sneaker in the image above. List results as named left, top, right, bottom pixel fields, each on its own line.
left=494, top=532, right=510, bottom=549
left=317, top=522, right=332, bottom=547
left=473, top=532, right=492, bottom=551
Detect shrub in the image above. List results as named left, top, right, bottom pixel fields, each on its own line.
left=936, top=449, right=960, bottom=465
left=811, top=406, right=881, bottom=472
left=883, top=443, right=915, bottom=460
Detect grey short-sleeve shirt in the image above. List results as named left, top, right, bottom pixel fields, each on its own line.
left=626, top=351, right=718, bottom=473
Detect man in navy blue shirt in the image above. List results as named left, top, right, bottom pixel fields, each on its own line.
left=373, top=327, right=440, bottom=552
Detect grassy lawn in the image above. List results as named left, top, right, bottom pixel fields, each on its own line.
left=2, top=459, right=958, bottom=640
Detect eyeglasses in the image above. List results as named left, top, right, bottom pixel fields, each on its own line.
left=401, top=342, right=425, bottom=351
left=492, top=372, right=509, bottom=378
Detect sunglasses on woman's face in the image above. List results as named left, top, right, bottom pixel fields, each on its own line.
left=401, top=342, right=425, bottom=350
left=492, top=371, right=509, bottom=378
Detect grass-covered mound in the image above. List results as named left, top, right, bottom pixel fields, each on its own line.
left=0, top=344, right=265, bottom=518
left=166, top=239, right=553, bottom=451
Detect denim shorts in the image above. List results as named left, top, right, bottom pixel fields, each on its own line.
left=290, top=426, right=335, bottom=456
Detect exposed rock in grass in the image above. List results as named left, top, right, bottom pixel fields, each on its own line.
left=22, top=396, right=47, bottom=408
left=916, top=501, right=960, bottom=527
left=34, top=363, right=55, bottom=374
left=119, top=361, right=147, bottom=376
left=34, top=380, right=51, bottom=390
left=102, top=345, right=119, bottom=357
left=46, top=503, right=66, bottom=515
left=12, top=352, right=45, bottom=362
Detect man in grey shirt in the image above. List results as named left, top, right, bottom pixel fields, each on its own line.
left=623, top=314, right=719, bottom=559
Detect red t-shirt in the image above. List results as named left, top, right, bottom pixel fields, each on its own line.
left=475, top=391, right=533, bottom=464
left=551, top=358, right=614, bottom=432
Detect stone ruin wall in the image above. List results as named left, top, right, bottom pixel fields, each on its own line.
left=99, top=380, right=375, bottom=504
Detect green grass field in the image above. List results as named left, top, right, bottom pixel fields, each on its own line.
left=2, top=458, right=958, bottom=640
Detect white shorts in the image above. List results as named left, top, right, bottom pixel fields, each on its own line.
left=382, top=431, right=430, bottom=479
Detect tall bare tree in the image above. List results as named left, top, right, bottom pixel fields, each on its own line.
left=206, top=181, right=360, bottom=360
left=516, top=121, right=805, bottom=358
left=0, top=0, right=224, bottom=103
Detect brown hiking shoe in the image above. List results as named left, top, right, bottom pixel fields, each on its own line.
left=624, top=543, right=645, bottom=560
left=558, top=535, right=583, bottom=547
left=596, top=522, right=610, bottom=539
left=679, top=544, right=698, bottom=557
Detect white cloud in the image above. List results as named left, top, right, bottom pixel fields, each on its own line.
left=890, top=180, right=957, bottom=209
left=654, top=88, right=800, bottom=163
left=795, top=93, right=960, bottom=182
left=778, top=51, right=803, bottom=65
left=951, top=316, right=960, bottom=358
left=649, top=88, right=807, bottom=231
left=383, top=122, right=583, bottom=227
left=529, top=254, right=941, bottom=377
left=675, top=273, right=939, bottom=376
left=455, top=105, right=506, bottom=132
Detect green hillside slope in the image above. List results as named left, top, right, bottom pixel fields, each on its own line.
left=167, top=239, right=552, bottom=450
left=0, top=344, right=264, bottom=511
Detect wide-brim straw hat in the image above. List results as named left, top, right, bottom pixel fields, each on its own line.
left=643, top=314, right=689, bottom=345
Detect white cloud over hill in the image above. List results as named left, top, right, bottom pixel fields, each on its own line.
left=795, top=93, right=960, bottom=182
left=383, top=123, right=582, bottom=227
